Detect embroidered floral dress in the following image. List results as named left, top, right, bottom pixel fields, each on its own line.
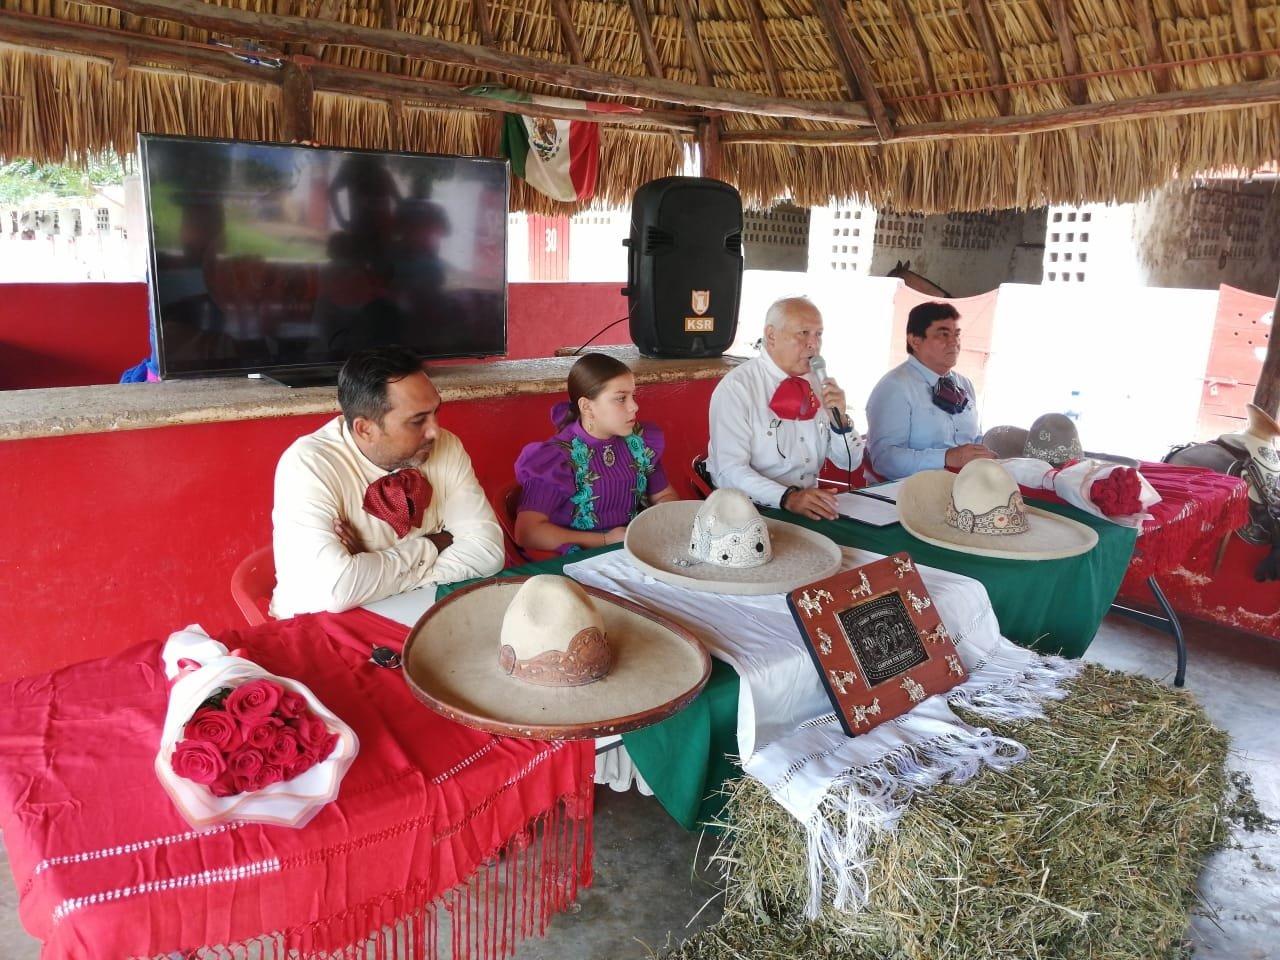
left=515, top=417, right=669, bottom=551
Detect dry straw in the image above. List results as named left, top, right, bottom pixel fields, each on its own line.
left=659, top=664, right=1228, bottom=960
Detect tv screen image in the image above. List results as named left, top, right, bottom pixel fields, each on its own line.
left=139, top=134, right=509, bottom=381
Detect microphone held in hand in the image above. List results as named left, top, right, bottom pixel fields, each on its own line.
left=808, top=355, right=848, bottom=432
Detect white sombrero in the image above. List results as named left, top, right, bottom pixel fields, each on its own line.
left=402, top=574, right=710, bottom=740
left=623, top=488, right=842, bottom=595
left=897, top=459, right=1098, bottom=560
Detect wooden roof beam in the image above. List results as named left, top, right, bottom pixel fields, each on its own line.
left=549, top=0, right=586, bottom=65
left=306, top=0, right=344, bottom=60
left=1048, top=0, right=1087, bottom=105
left=965, top=0, right=1011, bottom=114
left=471, top=0, right=495, bottom=46
left=670, top=0, right=713, bottom=87
left=743, top=0, right=785, bottom=98
left=1133, top=0, right=1171, bottom=94
left=96, top=0, right=873, bottom=124
left=0, top=10, right=270, bottom=83
left=890, top=0, right=939, bottom=119
left=812, top=0, right=893, bottom=140
left=626, top=0, right=664, bottom=79
left=311, top=65, right=700, bottom=131
left=718, top=76, right=1280, bottom=144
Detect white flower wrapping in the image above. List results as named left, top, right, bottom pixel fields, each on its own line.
left=998, top=457, right=1161, bottom=527
left=154, top=626, right=360, bottom=829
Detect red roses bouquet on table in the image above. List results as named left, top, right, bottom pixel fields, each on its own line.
left=998, top=457, right=1160, bottom=527
left=155, top=627, right=359, bottom=829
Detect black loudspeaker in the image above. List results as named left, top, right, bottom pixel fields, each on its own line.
left=623, top=177, right=743, bottom=358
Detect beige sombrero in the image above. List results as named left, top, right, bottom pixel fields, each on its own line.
left=623, top=488, right=842, bottom=595
left=898, top=459, right=1098, bottom=560
left=402, top=574, right=710, bottom=740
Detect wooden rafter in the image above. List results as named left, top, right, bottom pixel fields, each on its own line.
left=812, top=0, right=893, bottom=139
left=670, top=0, right=713, bottom=87
left=92, top=0, right=873, bottom=124
left=1048, top=0, right=1086, bottom=104
left=471, top=0, right=495, bottom=46
left=742, top=0, right=785, bottom=97
left=0, top=11, right=699, bottom=133
left=381, top=0, right=404, bottom=76
left=306, top=0, right=344, bottom=60
left=888, top=0, right=939, bottom=120
left=1132, top=0, right=1171, bottom=94
left=626, top=0, right=665, bottom=80
left=549, top=0, right=585, bottom=65
left=717, top=76, right=1280, bottom=144
left=965, top=0, right=1011, bottom=115
left=280, top=61, right=314, bottom=142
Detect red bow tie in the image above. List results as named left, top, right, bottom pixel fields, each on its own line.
left=769, top=376, right=819, bottom=421
left=363, top=469, right=432, bottom=537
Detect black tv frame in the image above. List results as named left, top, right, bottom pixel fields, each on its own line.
left=139, top=134, right=509, bottom=384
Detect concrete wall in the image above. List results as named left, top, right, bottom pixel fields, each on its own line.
left=867, top=208, right=1047, bottom=296
left=1133, top=181, right=1280, bottom=297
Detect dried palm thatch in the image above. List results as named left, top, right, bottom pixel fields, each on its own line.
left=1, top=0, right=1278, bottom=212
left=659, top=664, right=1229, bottom=960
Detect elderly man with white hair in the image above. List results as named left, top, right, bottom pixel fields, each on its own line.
left=707, top=297, right=863, bottom=521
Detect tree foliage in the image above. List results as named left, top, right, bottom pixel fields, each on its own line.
left=0, top=155, right=126, bottom=204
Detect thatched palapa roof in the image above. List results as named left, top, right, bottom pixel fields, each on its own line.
left=1, top=0, right=1279, bottom=212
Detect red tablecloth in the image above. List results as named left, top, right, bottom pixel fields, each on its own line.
left=1122, top=461, right=1250, bottom=587
left=0, top=609, right=594, bottom=960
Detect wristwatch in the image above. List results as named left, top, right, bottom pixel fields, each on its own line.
left=780, top=486, right=800, bottom=510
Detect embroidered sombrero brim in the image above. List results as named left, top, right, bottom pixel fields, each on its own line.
left=402, top=577, right=710, bottom=740
left=623, top=500, right=842, bottom=595
left=897, top=470, right=1098, bottom=561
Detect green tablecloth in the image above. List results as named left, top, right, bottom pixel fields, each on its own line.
left=439, top=505, right=1137, bottom=831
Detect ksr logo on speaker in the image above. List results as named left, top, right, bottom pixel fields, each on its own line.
left=690, top=290, right=711, bottom=316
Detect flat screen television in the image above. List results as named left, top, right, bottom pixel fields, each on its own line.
left=139, top=134, right=508, bottom=384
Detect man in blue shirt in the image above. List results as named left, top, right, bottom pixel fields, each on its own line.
left=865, top=301, right=996, bottom=481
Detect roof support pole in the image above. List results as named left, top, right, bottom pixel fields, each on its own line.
left=1253, top=276, right=1280, bottom=417
left=280, top=62, right=314, bottom=144
left=698, top=117, right=722, bottom=180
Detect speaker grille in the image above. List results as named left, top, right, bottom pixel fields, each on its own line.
left=725, top=232, right=743, bottom=255
left=643, top=226, right=675, bottom=255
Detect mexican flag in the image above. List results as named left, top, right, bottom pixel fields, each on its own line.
left=467, top=85, right=621, bottom=202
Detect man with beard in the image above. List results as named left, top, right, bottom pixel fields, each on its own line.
left=270, top=345, right=503, bottom=617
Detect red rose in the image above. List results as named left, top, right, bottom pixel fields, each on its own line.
left=316, top=732, right=339, bottom=764
left=294, top=714, right=332, bottom=749
left=266, top=728, right=301, bottom=766
left=277, top=690, right=309, bottom=720
left=285, top=755, right=317, bottom=781
left=225, top=679, right=283, bottom=722
left=183, top=707, right=242, bottom=753
left=171, top=739, right=226, bottom=785
left=255, top=764, right=287, bottom=790
left=208, top=772, right=239, bottom=798
left=241, top=716, right=283, bottom=749
left=227, top=745, right=265, bottom=793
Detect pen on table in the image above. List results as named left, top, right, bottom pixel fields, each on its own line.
left=849, top=489, right=898, bottom=505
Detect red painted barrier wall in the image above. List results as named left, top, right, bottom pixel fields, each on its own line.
left=0, top=378, right=714, bottom=682
left=0, top=281, right=629, bottom=389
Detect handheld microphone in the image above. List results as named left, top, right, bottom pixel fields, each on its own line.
left=808, top=355, right=848, bottom=432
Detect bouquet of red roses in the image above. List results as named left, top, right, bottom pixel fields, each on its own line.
left=998, top=457, right=1160, bottom=526
left=156, top=628, right=358, bottom=829
left=171, top=678, right=341, bottom=798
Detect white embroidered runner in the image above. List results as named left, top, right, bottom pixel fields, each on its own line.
left=565, top=547, right=1079, bottom=915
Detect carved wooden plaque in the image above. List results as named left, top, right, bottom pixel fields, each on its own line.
left=785, top=552, right=968, bottom=737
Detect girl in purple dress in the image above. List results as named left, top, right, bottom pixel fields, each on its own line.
left=515, top=353, right=677, bottom=554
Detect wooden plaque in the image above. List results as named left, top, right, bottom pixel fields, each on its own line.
left=785, top=552, right=968, bottom=736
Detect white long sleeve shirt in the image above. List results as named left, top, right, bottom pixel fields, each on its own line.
left=270, top=416, right=504, bottom=618
left=707, top=352, right=863, bottom=508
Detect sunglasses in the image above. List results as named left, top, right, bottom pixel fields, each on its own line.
left=931, top=376, right=969, bottom=415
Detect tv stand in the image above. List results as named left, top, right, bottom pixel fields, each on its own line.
left=250, top=367, right=341, bottom=389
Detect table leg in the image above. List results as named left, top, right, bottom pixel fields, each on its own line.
left=1108, top=575, right=1187, bottom=687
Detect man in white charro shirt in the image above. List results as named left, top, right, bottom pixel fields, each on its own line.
left=270, top=345, right=503, bottom=618
left=707, top=297, right=863, bottom=521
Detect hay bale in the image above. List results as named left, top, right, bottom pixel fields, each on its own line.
left=661, top=664, right=1228, bottom=960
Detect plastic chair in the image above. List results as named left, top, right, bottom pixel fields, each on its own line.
left=230, top=545, right=276, bottom=627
